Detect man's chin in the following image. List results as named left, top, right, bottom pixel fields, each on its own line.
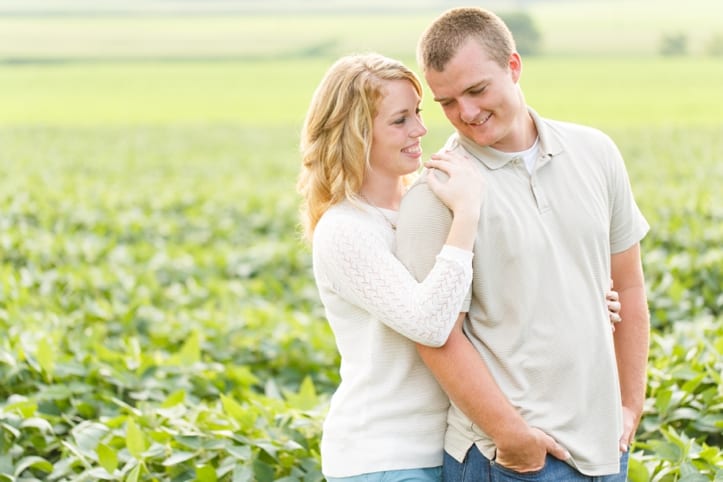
left=465, top=131, right=494, bottom=148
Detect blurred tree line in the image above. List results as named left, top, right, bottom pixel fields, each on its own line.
left=501, top=12, right=542, bottom=56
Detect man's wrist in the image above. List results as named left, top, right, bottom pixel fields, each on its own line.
left=490, top=419, right=533, bottom=451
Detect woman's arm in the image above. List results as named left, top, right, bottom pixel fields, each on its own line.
left=314, top=152, right=483, bottom=347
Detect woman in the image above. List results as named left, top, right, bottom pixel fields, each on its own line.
left=297, top=53, right=621, bottom=481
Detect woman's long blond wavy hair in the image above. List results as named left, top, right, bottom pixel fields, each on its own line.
left=297, top=53, right=423, bottom=241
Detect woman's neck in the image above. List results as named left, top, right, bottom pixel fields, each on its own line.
left=360, top=178, right=404, bottom=210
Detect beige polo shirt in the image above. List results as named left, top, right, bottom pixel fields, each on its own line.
left=395, top=109, right=649, bottom=476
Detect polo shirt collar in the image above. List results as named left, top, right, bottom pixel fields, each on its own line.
left=452, top=107, right=565, bottom=170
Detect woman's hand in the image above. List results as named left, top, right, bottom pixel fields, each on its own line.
left=424, top=150, right=485, bottom=218
left=607, top=280, right=622, bottom=331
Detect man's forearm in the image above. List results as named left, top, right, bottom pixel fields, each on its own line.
left=611, top=244, right=650, bottom=427
left=613, top=285, right=650, bottom=418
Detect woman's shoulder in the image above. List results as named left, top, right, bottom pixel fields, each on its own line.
left=314, top=201, right=367, bottom=242
left=318, top=200, right=363, bottom=225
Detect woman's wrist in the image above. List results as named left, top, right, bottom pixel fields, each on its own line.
left=452, top=206, right=480, bottom=225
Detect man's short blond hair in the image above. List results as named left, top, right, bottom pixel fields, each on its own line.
left=418, top=7, right=517, bottom=72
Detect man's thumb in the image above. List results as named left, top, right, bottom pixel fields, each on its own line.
left=546, top=438, right=571, bottom=461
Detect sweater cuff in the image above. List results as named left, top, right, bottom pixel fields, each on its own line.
left=438, top=244, right=474, bottom=266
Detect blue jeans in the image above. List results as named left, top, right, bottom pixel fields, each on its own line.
left=327, top=466, right=442, bottom=482
left=442, top=447, right=628, bottom=481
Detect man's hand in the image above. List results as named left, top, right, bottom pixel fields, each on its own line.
left=619, top=406, right=637, bottom=452
left=494, top=426, right=570, bottom=472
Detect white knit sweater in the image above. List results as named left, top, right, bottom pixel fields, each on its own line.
left=312, top=200, right=473, bottom=477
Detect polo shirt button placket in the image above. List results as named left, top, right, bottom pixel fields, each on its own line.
left=510, top=157, right=527, bottom=181
left=530, top=176, right=550, bottom=213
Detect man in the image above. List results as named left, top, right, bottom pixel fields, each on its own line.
left=395, top=7, right=650, bottom=480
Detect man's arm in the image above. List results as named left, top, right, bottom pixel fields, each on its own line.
left=611, top=242, right=650, bottom=451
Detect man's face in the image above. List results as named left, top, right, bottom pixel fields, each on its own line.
left=425, top=38, right=525, bottom=152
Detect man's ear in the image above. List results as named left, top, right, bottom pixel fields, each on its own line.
left=509, top=52, right=522, bottom=83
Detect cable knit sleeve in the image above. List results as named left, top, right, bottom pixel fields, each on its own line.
left=314, top=214, right=472, bottom=347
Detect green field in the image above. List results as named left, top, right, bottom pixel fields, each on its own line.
left=1, top=3, right=722, bottom=481
left=1, top=0, right=722, bottom=59
left=1, top=57, right=721, bottom=129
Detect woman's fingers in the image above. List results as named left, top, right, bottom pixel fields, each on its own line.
left=606, top=289, right=619, bottom=302
left=424, top=149, right=485, bottom=214
left=429, top=150, right=472, bottom=163
left=423, top=159, right=448, bottom=171
left=425, top=151, right=475, bottom=176
left=609, top=310, right=622, bottom=323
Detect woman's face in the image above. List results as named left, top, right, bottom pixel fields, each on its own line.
left=369, top=79, right=427, bottom=178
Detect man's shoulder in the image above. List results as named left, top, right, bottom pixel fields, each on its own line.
left=403, top=168, right=446, bottom=206
left=399, top=171, right=452, bottom=231
left=404, top=168, right=432, bottom=195
left=538, top=115, right=612, bottom=146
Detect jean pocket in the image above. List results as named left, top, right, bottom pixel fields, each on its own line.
left=489, top=460, right=545, bottom=481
